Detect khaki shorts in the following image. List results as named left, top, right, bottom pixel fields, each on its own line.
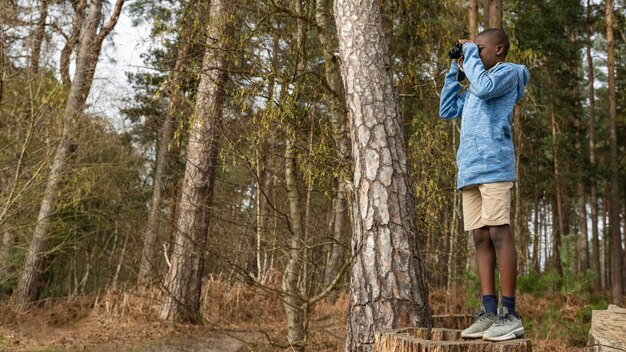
left=462, top=182, right=514, bottom=231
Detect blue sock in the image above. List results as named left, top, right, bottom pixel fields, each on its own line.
left=502, top=295, right=518, bottom=317
left=482, top=295, right=498, bottom=314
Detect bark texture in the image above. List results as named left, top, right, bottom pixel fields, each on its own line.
left=469, top=0, right=479, bottom=40
left=334, top=1, right=432, bottom=350
left=488, top=0, right=503, bottom=28
left=160, top=0, right=232, bottom=322
left=604, top=0, right=623, bottom=306
left=12, top=0, right=125, bottom=308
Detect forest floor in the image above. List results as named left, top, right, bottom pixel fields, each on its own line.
left=0, top=280, right=612, bottom=351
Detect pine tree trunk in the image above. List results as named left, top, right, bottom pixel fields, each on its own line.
left=159, top=0, right=232, bottom=322
left=488, top=0, right=502, bottom=28
left=532, top=191, right=540, bottom=272
left=469, top=0, right=479, bottom=40
left=550, top=101, right=563, bottom=275
left=586, top=0, right=600, bottom=289
left=334, top=1, right=432, bottom=350
left=314, top=0, right=351, bottom=289
left=12, top=0, right=124, bottom=308
left=604, top=0, right=623, bottom=306
left=137, top=30, right=193, bottom=287
left=483, top=0, right=491, bottom=28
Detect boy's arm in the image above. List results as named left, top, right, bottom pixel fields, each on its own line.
left=439, top=60, right=467, bottom=119
left=462, top=43, right=518, bottom=100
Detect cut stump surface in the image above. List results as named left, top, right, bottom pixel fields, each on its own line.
left=587, top=304, right=626, bottom=351
left=375, top=327, right=531, bottom=352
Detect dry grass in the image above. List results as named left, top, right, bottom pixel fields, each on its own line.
left=0, top=282, right=598, bottom=351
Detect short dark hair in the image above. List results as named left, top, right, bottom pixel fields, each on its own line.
left=477, top=28, right=510, bottom=58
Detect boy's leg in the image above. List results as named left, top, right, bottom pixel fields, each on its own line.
left=461, top=187, right=499, bottom=339
left=473, top=227, right=497, bottom=297
left=489, top=224, right=517, bottom=298
left=479, top=182, right=524, bottom=341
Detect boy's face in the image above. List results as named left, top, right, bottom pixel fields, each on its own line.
left=474, top=34, right=504, bottom=70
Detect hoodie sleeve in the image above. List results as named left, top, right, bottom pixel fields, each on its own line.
left=439, top=60, right=467, bottom=119
left=461, top=43, right=518, bottom=100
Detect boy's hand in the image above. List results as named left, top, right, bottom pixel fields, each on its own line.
left=456, top=39, right=472, bottom=66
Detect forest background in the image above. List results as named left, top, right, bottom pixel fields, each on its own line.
left=0, top=0, right=625, bottom=351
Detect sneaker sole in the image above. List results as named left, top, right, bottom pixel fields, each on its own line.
left=483, top=327, right=525, bottom=342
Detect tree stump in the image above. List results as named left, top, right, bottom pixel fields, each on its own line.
left=587, top=304, right=626, bottom=351
left=374, top=327, right=531, bottom=352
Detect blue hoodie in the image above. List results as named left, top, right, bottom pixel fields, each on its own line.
left=439, top=43, right=530, bottom=190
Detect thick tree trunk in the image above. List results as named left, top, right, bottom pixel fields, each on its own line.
left=483, top=0, right=491, bottom=28
left=159, top=0, right=232, bottom=322
left=314, top=0, right=351, bottom=289
left=137, top=31, right=192, bottom=287
left=334, top=1, right=432, bottom=350
left=605, top=0, right=623, bottom=306
left=469, top=0, right=479, bottom=40
left=12, top=0, right=124, bottom=308
left=488, top=0, right=503, bottom=28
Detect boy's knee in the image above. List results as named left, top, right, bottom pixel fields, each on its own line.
left=489, top=225, right=511, bottom=249
left=472, top=227, right=490, bottom=247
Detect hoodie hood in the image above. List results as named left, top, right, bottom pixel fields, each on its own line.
left=514, top=64, right=530, bottom=101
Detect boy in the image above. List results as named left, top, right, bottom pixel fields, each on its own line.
left=439, top=28, right=530, bottom=342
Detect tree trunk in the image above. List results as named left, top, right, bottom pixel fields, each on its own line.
left=0, top=29, right=6, bottom=104
left=137, top=27, right=193, bottom=287
left=0, top=229, right=15, bottom=280
left=60, top=0, right=86, bottom=88
left=30, top=0, right=49, bottom=75
left=469, top=0, right=479, bottom=40
left=314, top=0, right=352, bottom=290
left=159, top=0, right=232, bottom=322
left=283, top=136, right=307, bottom=351
left=601, top=199, right=608, bottom=290
left=605, top=0, right=623, bottom=306
left=12, top=0, right=124, bottom=308
left=483, top=0, right=491, bottom=28
left=576, top=146, right=589, bottom=273
left=488, top=0, right=502, bottom=28
left=550, top=101, right=563, bottom=275
left=513, top=105, right=526, bottom=273
left=532, top=192, right=540, bottom=272
left=334, top=1, right=432, bottom=350
left=281, top=2, right=308, bottom=349
left=586, top=0, right=600, bottom=289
